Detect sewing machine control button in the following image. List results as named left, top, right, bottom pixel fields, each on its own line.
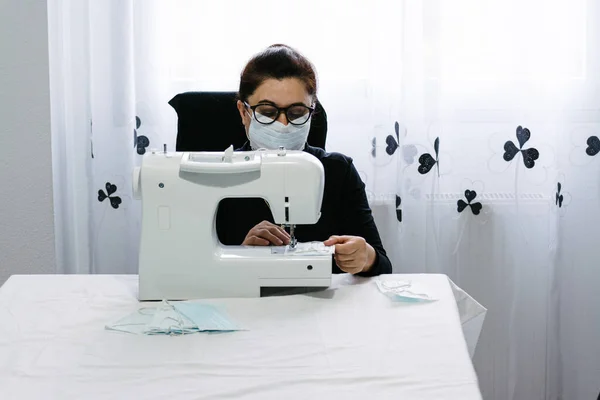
left=158, top=206, right=170, bottom=230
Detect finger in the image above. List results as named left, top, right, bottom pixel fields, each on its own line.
left=258, top=222, right=290, bottom=242
left=255, top=228, right=286, bottom=245
left=269, top=225, right=291, bottom=244
left=243, top=236, right=270, bottom=246
left=277, top=225, right=291, bottom=239
left=334, top=253, right=356, bottom=262
left=336, top=260, right=362, bottom=274
left=335, top=257, right=358, bottom=268
left=335, top=241, right=359, bottom=255
left=324, top=235, right=345, bottom=246
left=260, top=221, right=290, bottom=236
left=335, top=260, right=362, bottom=273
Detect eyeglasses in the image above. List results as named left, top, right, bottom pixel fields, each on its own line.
left=244, top=101, right=314, bottom=126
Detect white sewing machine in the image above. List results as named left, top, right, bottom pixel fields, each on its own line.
left=133, top=145, right=333, bottom=301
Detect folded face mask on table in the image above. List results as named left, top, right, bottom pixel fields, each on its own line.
left=375, top=280, right=438, bottom=302
left=106, top=300, right=244, bottom=335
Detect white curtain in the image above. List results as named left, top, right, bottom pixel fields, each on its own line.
left=48, top=1, right=600, bottom=399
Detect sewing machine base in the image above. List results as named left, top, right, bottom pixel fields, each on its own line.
left=139, top=277, right=332, bottom=301
left=138, top=248, right=332, bottom=301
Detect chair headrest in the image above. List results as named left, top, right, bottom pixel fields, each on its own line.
left=169, top=91, right=328, bottom=152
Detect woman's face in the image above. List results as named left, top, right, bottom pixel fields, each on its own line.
left=237, top=78, right=313, bottom=133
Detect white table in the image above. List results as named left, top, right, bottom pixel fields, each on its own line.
left=0, top=273, right=482, bottom=399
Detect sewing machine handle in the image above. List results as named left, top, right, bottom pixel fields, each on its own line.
left=180, top=153, right=262, bottom=174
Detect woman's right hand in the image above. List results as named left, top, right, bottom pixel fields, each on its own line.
left=242, top=221, right=291, bottom=246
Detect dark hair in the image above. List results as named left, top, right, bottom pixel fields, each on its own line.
left=238, top=44, right=318, bottom=103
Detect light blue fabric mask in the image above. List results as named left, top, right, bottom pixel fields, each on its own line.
left=105, top=300, right=243, bottom=335
left=173, top=302, right=241, bottom=332
left=248, top=112, right=311, bottom=151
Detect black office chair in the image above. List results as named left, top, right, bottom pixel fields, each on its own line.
left=169, top=91, right=328, bottom=152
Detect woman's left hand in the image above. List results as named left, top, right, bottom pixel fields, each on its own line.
left=323, top=235, right=376, bottom=274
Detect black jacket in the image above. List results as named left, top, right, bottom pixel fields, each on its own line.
left=216, top=142, right=392, bottom=277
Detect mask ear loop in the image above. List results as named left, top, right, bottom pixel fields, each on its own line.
left=165, top=315, right=185, bottom=336
left=149, top=300, right=186, bottom=336
left=106, top=307, right=155, bottom=330
left=165, top=301, right=188, bottom=336
left=138, top=307, right=153, bottom=315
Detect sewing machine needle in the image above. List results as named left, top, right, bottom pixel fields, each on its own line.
left=289, top=225, right=297, bottom=249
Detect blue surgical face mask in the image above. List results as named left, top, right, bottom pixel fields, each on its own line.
left=104, top=300, right=244, bottom=335
left=247, top=112, right=311, bottom=151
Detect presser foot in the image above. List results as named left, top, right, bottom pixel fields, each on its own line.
left=289, top=236, right=297, bottom=249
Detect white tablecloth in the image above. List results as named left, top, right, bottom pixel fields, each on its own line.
left=0, top=273, right=482, bottom=399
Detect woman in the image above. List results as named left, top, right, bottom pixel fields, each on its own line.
left=217, top=44, right=392, bottom=277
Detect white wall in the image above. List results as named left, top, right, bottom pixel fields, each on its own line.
left=0, top=0, right=55, bottom=284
